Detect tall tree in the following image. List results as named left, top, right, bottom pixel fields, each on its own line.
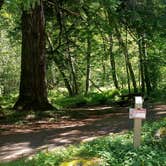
left=84, top=8, right=92, bottom=95
left=138, top=37, right=145, bottom=93
left=14, top=0, right=53, bottom=110
left=141, top=32, right=152, bottom=95
left=109, top=34, right=119, bottom=89
left=115, top=25, right=138, bottom=93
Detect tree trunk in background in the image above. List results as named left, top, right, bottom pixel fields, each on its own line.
left=67, top=43, right=78, bottom=96
left=141, top=33, right=152, bottom=95
left=59, top=68, right=74, bottom=96
left=115, top=26, right=138, bottom=93
left=138, top=38, right=145, bottom=94
left=64, top=28, right=78, bottom=96
left=101, top=36, right=107, bottom=86
left=14, top=1, right=53, bottom=110
left=47, top=34, right=74, bottom=96
left=109, top=34, right=119, bottom=89
left=85, top=33, right=91, bottom=95
left=54, top=59, right=74, bottom=96
left=106, top=8, right=119, bottom=89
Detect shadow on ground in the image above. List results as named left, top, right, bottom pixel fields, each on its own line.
left=0, top=104, right=166, bottom=162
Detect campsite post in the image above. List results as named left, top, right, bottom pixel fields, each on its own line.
left=129, top=96, right=146, bottom=148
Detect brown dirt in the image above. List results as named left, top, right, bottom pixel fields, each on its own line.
left=0, top=103, right=166, bottom=163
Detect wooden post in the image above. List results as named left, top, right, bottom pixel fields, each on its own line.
left=133, top=118, right=142, bottom=148
left=129, top=96, right=146, bottom=148
left=134, top=96, right=142, bottom=148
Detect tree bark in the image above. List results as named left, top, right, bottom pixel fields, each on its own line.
left=109, top=34, right=119, bottom=89
left=138, top=38, right=145, bottom=93
left=85, top=30, right=91, bottom=95
left=141, top=33, right=152, bottom=95
left=106, top=8, right=119, bottom=89
left=64, top=26, right=78, bottom=96
left=115, top=26, right=138, bottom=93
left=67, top=42, right=78, bottom=95
left=14, top=1, right=53, bottom=111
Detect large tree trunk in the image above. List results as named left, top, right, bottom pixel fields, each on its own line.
left=14, top=1, right=53, bottom=111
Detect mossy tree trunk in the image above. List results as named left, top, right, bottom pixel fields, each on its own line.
left=14, top=0, right=53, bottom=111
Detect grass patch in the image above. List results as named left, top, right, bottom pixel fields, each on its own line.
left=1, top=118, right=166, bottom=166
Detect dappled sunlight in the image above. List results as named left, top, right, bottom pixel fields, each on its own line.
left=81, top=136, right=99, bottom=142
left=0, top=142, right=32, bottom=161
left=60, top=130, right=81, bottom=136
left=154, top=105, right=166, bottom=111
left=60, top=157, right=102, bottom=166
left=155, top=111, right=166, bottom=115
left=0, top=104, right=166, bottom=162
left=66, top=105, right=112, bottom=111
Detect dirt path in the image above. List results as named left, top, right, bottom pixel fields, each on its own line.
left=0, top=103, right=166, bottom=163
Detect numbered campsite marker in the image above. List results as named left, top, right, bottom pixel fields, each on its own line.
left=135, top=96, right=143, bottom=108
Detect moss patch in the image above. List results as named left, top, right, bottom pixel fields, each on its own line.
left=60, top=157, right=102, bottom=166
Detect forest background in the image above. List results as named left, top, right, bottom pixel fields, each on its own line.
left=0, top=0, right=166, bottom=109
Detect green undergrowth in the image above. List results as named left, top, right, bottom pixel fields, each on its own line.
left=0, top=93, right=17, bottom=108
left=50, top=88, right=166, bottom=109
left=1, top=88, right=165, bottom=110
left=149, top=88, right=166, bottom=103
left=1, top=118, right=166, bottom=166
left=50, top=89, right=121, bottom=109
left=0, top=88, right=165, bottom=124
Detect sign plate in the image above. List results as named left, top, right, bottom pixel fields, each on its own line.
left=129, top=108, right=146, bottom=119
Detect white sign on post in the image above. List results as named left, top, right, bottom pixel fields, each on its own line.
left=135, top=96, right=143, bottom=108
left=129, top=108, right=146, bottom=119
left=129, top=96, right=147, bottom=148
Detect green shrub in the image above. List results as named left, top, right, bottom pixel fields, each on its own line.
left=85, top=92, right=107, bottom=105
left=51, top=90, right=122, bottom=108
left=54, top=95, right=87, bottom=108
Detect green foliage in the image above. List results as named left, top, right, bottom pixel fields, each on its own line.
left=6, top=0, right=40, bottom=11
left=0, top=0, right=166, bottom=98
left=0, top=93, right=17, bottom=108
left=149, top=88, right=166, bottom=103
left=2, top=118, right=166, bottom=166
left=49, top=89, right=120, bottom=108
left=0, top=2, right=21, bottom=96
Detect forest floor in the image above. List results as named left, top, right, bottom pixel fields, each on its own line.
left=0, top=102, right=166, bottom=163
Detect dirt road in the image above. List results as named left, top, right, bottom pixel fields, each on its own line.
left=0, top=103, right=166, bottom=163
